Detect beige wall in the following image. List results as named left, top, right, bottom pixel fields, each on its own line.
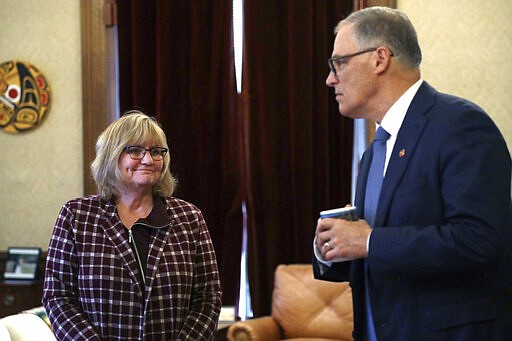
left=398, top=0, right=512, bottom=150
left=0, top=0, right=83, bottom=250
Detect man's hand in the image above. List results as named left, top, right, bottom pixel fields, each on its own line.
left=315, top=218, right=372, bottom=261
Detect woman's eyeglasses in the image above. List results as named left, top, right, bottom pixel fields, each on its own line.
left=123, top=146, right=168, bottom=160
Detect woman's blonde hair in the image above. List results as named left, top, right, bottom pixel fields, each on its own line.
left=90, top=110, right=176, bottom=201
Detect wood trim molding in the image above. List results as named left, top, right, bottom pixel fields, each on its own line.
left=81, top=0, right=117, bottom=195
left=368, top=0, right=396, bottom=8
left=354, top=0, right=397, bottom=10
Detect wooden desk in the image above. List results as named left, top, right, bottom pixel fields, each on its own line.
left=0, top=280, right=44, bottom=317
left=0, top=250, right=46, bottom=317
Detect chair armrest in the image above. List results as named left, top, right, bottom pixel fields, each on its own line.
left=1, top=314, right=56, bottom=341
left=226, top=316, right=281, bottom=341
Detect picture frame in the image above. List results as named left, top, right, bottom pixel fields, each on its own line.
left=3, top=247, right=41, bottom=280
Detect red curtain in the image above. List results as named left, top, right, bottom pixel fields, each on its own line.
left=117, top=0, right=354, bottom=314
left=242, top=0, right=354, bottom=316
left=117, top=0, right=243, bottom=306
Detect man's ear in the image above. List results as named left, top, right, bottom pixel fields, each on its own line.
left=374, top=47, right=393, bottom=74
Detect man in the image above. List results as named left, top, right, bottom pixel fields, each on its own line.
left=313, top=6, right=512, bottom=341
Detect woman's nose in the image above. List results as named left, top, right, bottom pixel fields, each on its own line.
left=140, top=151, right=154, bottom=164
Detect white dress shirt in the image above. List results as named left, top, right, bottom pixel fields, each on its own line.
left=314, top=79, right=423, bottom=265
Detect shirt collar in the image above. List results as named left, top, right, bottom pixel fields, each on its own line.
left=135, top=196, right=171, bottom=229
left=379, top=79, right=423, bottom=136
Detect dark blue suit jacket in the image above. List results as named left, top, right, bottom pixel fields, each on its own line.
left=314, top=82, right=512, bottom=340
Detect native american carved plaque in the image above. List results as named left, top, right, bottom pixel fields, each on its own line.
left=0, top=61, right=51, bottom=133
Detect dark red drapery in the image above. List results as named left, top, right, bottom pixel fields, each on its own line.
left=241, top=0, right=354, bottom=316
left=117, top=0, right=243, bottom=307
left=117, top=0, right=354, bottom=315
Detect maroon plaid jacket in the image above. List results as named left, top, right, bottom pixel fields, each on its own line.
left=43, top=195, right=222, bottom=340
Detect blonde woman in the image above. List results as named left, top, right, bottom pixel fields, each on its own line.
left=43, top=111, right=221, bottom=340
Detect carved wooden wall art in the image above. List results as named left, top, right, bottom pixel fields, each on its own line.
left=0, top=61, right=51, bottom=133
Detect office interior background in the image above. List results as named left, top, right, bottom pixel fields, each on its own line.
left=1, top=0, right=511, bottom=317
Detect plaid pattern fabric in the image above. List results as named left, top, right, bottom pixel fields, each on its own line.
left=43, top=195, right=222, bottom=340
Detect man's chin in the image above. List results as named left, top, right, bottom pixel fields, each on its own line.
left=338, top=107, right=354, bottom=119
left=338, top=105, right=364, bottom=119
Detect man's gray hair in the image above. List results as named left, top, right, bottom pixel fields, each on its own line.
left=336, top=6, right=422, bottom=68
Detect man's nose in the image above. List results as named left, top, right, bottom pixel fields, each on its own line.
left=326, top=71, right=338, bottom=87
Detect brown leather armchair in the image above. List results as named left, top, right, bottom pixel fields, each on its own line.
left=226, top=264, right=353, bottom=341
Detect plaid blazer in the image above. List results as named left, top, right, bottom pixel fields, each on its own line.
left=43, top=195, right=222, bottom=340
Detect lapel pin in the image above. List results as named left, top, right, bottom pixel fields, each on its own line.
left=399, top=149, right=406, bottom=158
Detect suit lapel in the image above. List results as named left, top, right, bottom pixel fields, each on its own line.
left=375, top=82, right=436, bottom=226
left=143, top=199, right=173, bottom=297
left=143, top=227, right=170, bottom=296
left=101, top=201, right=145, bottom=297
left=355, top=148, right=372, bottom=219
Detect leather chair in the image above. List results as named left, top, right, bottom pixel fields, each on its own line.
left=227, top=264, right=353, bottom=341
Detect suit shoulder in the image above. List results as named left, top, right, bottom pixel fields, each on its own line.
left=436, top=91, right=484, bottom=114
left=63, top=194, right=100, bottom=208
left=61, top=195, right=113, bottom=215
left=422, top=86, right=499, bottom=131
left=164, top=196, right=203, bottom=217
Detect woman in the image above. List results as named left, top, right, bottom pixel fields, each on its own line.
left=43, top=111, right=222, bottom=340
